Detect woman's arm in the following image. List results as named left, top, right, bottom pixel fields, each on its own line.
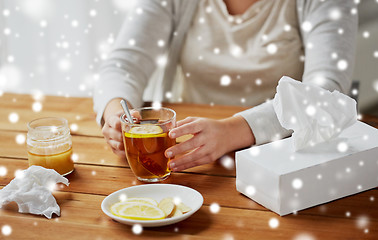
left=93, top=0, right=174, bottom=126
left=94, top=0, right=175, bottom=156
left=237, top=0, right=358, bottom=146
left=298, top=0, right=358, bottom=92
left=167, top=0, right=358, bottom=170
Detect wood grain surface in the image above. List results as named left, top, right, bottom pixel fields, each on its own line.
left=0, top=93, right=377, bottom=240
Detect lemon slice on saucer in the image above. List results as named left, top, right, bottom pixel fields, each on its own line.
left=125, top=125, right=166, bottom=138
left=124, top=197, right=158, bottom=206
left=111, top=198, right=158, bottom=216
left=117, top=203, right=166, bottom=220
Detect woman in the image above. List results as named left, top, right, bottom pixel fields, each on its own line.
left=93, top=0, right=357, bottom=171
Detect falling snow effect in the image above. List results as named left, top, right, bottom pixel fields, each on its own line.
left=229, top=45, right=243, bottom=58
left=1, top=225, right=12, bottom=236
left=0, top=166, right=7, bottom=177
left=337, top=142, right=348, bottom=152
left=337, top=60, right=348, bottom=71
left=152, top=101, right=162, bottom=109
left=223, top=234, right=235, bottom=240
left=32, top=102, right=43, bottom=112
left=132, top=224, right=143, bottom=235
left=329, top=8, right=342, bottom=21
left=70, top=123, right=79, bottom=132
left=165, top=91, right=172, bottom=99
left=173, top=197, right=182, bottom=205
left=249, top=147, right=260, bottom=156
left=362, top=31, right=370, bottom=38
left=284, top=24, right=291, bottom=32
left=293, top=233, right=316, bottom=240
left=156, top=55, right=168, bottom=68
left=89, top=9, right=97, bottom=17
left=220, top=155, right=235, bottom=170
left=157, top=39, right=165, bottom=47
left=119, top=194, right=128, bottom=202
left=71, top=153, right=79, bottom=162
left=210, top=203, right=220, bottom=214
left=292, top=178, right=303, bottom=190
left=356, top=216, right=369, bottom=229
left=268, top=218, right=279, bottom=229
left=373, top=80, right=378, bottom=93
left=267, top=44, right=278, bottom=55
left=8, top=112, right=19, bottom=123
left=15, top=134, right=26, bottom=145
left=301, top=21, right=312, bottom=32
left=305, top=105, right=316, bottom=116
left=245, top=185, right=256, bottom=196
left=220, top=75, right=231, bottom=86
left=255, top=79, right=262, bottom=86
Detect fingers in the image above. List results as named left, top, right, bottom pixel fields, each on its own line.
left=169, top=118, right=203, bottom=138
left=103, top=127, right=125, bottom=156
left=104, top=127, right=122, bottom=142
left=108, top=139, right=124, bottom=151
left=130, top=110, right=142, bottom=120
left=169, top=147, right=216, bottom=171
left=176, top=117, right=197, bottom=127
left=107, top=112, right=122, bottom=131
left=165, top=133, right=205, bottom=158
left=103, top=111, right=125, bottom=157
left=108, top=139, right=125, bottom=158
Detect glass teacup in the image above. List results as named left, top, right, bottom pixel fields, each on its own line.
left=120, top=107, right=176, bottom=182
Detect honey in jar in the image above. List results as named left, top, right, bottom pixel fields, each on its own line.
left=27, top=117, right=74, bottom=176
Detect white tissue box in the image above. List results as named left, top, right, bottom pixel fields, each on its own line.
left=236, top=121, right=378, bottom=216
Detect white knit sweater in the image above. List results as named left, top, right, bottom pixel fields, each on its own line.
left=93, top=0, right=357, bottom=145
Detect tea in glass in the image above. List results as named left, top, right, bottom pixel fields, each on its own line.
left=121, top=107, right=176, bottom=182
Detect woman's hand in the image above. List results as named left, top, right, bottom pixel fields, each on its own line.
left=102, top=110, right=125, bottom=158
left=102, top=98, right=131, bottom=158
left=165, top=115, right=255, bottom=171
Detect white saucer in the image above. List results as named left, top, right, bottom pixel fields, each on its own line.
left=101, top=184, right=203, bottom=227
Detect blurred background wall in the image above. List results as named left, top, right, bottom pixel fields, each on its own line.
left=353, top=0, right=378, bottom=116
left=0, top=0, right=377, bottom=116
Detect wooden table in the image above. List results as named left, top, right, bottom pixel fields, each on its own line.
left=0, top=93, right=377, bottom=239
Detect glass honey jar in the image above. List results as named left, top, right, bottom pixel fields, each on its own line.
left=27, top=117, right=74, bottom=175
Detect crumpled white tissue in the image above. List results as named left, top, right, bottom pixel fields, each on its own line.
left=273, top=76, right=357, bottom=151
left=0, top=165, right=69, bottom=219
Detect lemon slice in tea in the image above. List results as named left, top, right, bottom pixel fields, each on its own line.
left=125, top=125, right=166, bottom=138
left=117, top=203, right=166, bottom=220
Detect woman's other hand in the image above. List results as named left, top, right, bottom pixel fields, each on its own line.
left=165, top=115, right=255, bottom=171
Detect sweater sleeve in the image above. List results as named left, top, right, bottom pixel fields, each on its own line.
left=236, top=0, right=358, bottom=145
left=93, top=0, right=174, bottom=126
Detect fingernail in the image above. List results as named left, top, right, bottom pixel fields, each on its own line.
left=166, top=151, right=173, bottom=158
left=169, top=162, right=175, bottom=169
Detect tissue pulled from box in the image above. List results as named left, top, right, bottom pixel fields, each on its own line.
left=0, top=165, right=69, bottom=219
left=272, top=76, right=357, bottom=151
